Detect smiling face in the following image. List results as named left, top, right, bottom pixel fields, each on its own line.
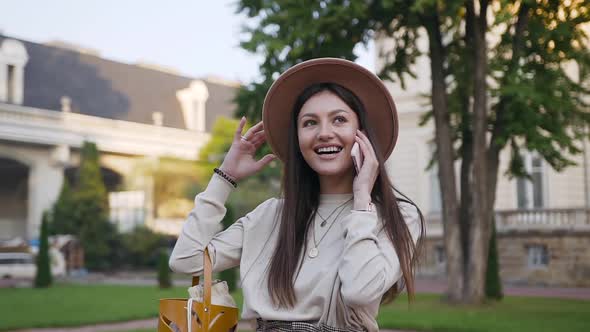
left=297, top=90, right=360, bottom=177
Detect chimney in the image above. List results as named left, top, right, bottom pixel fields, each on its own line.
left=152, top=112, right=163, bottom=126
left=60, top=96, right=71, bottom=113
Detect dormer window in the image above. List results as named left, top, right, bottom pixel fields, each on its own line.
left=0, top=39, right=29, bottom=105
left=176, top=80, right=209, bottom=132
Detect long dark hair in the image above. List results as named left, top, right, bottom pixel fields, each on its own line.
left=267, top=82, right=425, bottom=308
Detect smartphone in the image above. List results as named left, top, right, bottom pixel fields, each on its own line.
left=351, top=142, right=364, bottom=174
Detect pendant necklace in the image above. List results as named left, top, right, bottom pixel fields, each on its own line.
left=309, top=201, right=351, bottom=258
left=317, top=198, right=353, bottom=227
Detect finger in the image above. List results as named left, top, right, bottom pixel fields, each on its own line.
left=254, top=154, right=276, bottom=171
left=357, top=130, right=377, bottom=158
left=252, top=134, right=267, bottom=149
left=234, top=117, right=247, bottom=141
left=355, top=135, right=376, bottom=168
left=249, top=129, right=264, bottom=142
left=243, top=120, right=264, bottom=138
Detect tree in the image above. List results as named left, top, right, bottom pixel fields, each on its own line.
left=49, top=178, right=77, bottom=235
left=485, top=221, right=503, bottom=300
left=235, top=0, right=590, bottom=304
left=34, top=212, right=52, bottom=288
left=75, top=141, right=118, bottom=270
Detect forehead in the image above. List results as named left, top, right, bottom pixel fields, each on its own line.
left=298, top=91, right=353, bottom=118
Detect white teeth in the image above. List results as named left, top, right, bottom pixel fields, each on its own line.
left=316, top=146, right=342, bottom=153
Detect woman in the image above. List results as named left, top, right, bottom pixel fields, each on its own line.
left=169, top=58, right=425, bottom=332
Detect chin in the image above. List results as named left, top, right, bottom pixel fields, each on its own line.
left=309, top=163, right=353, bottom=177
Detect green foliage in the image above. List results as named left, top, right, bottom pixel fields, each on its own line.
left=48, top=141, right=117, bottom=271
left=219, top=204, right=238, bottom=292
left=485, top=221, right=503, bottom=300
left=34, top=212, right=52, bottom=288
left=48, top=179, right=77, bottom=235
left=157, top=249, right=172, bottom=289
left=75, top=142, right=117, bottom=270
left=118, top=226, right=169, bottom=268
left=151, top=157, right=205, bottom=218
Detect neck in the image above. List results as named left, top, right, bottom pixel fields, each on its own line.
left=319, top=169, right=354, bottom=194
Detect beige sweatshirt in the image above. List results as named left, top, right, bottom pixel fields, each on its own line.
left=169, top=173, right=421, bottom=332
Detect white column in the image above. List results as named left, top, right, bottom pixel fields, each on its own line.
left=195, top=99, right=206, bottom=132
left=27, top=159, right=64, bottom=240
left=12, top=66, right=25, bottom=105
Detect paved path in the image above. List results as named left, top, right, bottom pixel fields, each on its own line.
left=415, top=278, right=590, bottom=300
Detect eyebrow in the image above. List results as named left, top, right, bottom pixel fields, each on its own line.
left=299, top=109, right=350, bottom=119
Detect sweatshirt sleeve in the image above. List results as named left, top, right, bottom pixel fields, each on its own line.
left=337, top=202, right=422, bottom=307
left=168, top=173, right=244, bottom=275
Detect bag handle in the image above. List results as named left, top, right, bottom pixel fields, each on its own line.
left=189, top=247, right=213, bottom=332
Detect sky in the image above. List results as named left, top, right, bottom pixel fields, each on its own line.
left=1, top=0, right=374, bottom=83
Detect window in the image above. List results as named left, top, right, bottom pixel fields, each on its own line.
left=516, top=154, right=545, bottom=209
left=7, top=65, right=15, bottom=103
left=429, top=144, right=442, bottom=213
left=527, top=244, right=549, bottom=268
left=435, top=245, right=446, bottom=265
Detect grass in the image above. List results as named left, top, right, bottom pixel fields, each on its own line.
left=1, top=285, right=589, bottom=331
left=0, top=284, right=187, bottom=330
left=377, top=293, right=590, bottom=332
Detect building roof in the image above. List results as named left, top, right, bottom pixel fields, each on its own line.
left=0, top=34, right=240, bottom=131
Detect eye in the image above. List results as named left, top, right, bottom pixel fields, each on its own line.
left=334, top=116, right=347, bottom=124
left=302, top=119, right=317, bottom=127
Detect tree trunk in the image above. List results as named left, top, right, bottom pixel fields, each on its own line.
left=459, top=6, right=476, bottom=291
left=423, top=10, right=464, bottom=303
left=466, top=0, right=491, bottom=304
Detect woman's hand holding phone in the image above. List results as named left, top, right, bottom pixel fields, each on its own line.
left=218, top=117, right=276, bottom=182
left=352, top=130, right=379, bottom=210
left=351, top=142, right=364, bottom=175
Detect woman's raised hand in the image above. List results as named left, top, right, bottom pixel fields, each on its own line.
left=218, top=117, right=276, bottom=182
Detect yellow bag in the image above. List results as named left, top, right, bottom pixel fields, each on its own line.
left=158, top=248, right=239, bottom=332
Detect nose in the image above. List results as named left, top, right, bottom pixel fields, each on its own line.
left=317, top=123, right=335, bottom=141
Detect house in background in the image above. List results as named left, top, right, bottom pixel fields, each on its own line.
left=378, top=35, right=590, bottom=287
left=0, top=34, right=239, bottom=240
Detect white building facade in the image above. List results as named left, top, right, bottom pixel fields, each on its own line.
left=0, top=35, right=238, bottom=241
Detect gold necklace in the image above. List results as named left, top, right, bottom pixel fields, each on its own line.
left=308, top=202, right=350, bottom=258
left=317, top=198, right=353, bottom=227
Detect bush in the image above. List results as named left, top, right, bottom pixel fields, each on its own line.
left=118, top=226, right=169, bottom=268
left=486, top=220, right=503, bottom=300
left=157, top=249, right=172, bottom=289
left=34, top=213, right=52, bottom=288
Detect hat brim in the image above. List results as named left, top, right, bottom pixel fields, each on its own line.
left=262, top=58, right=398, bottom=162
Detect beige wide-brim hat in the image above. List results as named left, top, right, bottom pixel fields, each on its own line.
left=262, top=58, right=398, bottom=162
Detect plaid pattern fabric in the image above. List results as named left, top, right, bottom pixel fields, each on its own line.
left=256, top=318, right=365, bottom=332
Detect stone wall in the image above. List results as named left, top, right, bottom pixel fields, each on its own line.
left=417, top=231, right=590, bottom=287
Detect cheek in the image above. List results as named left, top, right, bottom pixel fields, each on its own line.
left=297, top=130, right=312, bottom=153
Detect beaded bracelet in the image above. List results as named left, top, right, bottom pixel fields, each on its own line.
left=214, top=168, right=237, bottom=188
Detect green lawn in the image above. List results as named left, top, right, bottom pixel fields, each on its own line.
left=378, top=293, right=590, bottom=332
left=0, top=284, right=187, bottom=330
left=1, top=285, right=589, bottom=332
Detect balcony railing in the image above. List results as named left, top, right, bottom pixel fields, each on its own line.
left=425, top=208, right=590, bottom=237
left=495, top=208, right=590, bottom=232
